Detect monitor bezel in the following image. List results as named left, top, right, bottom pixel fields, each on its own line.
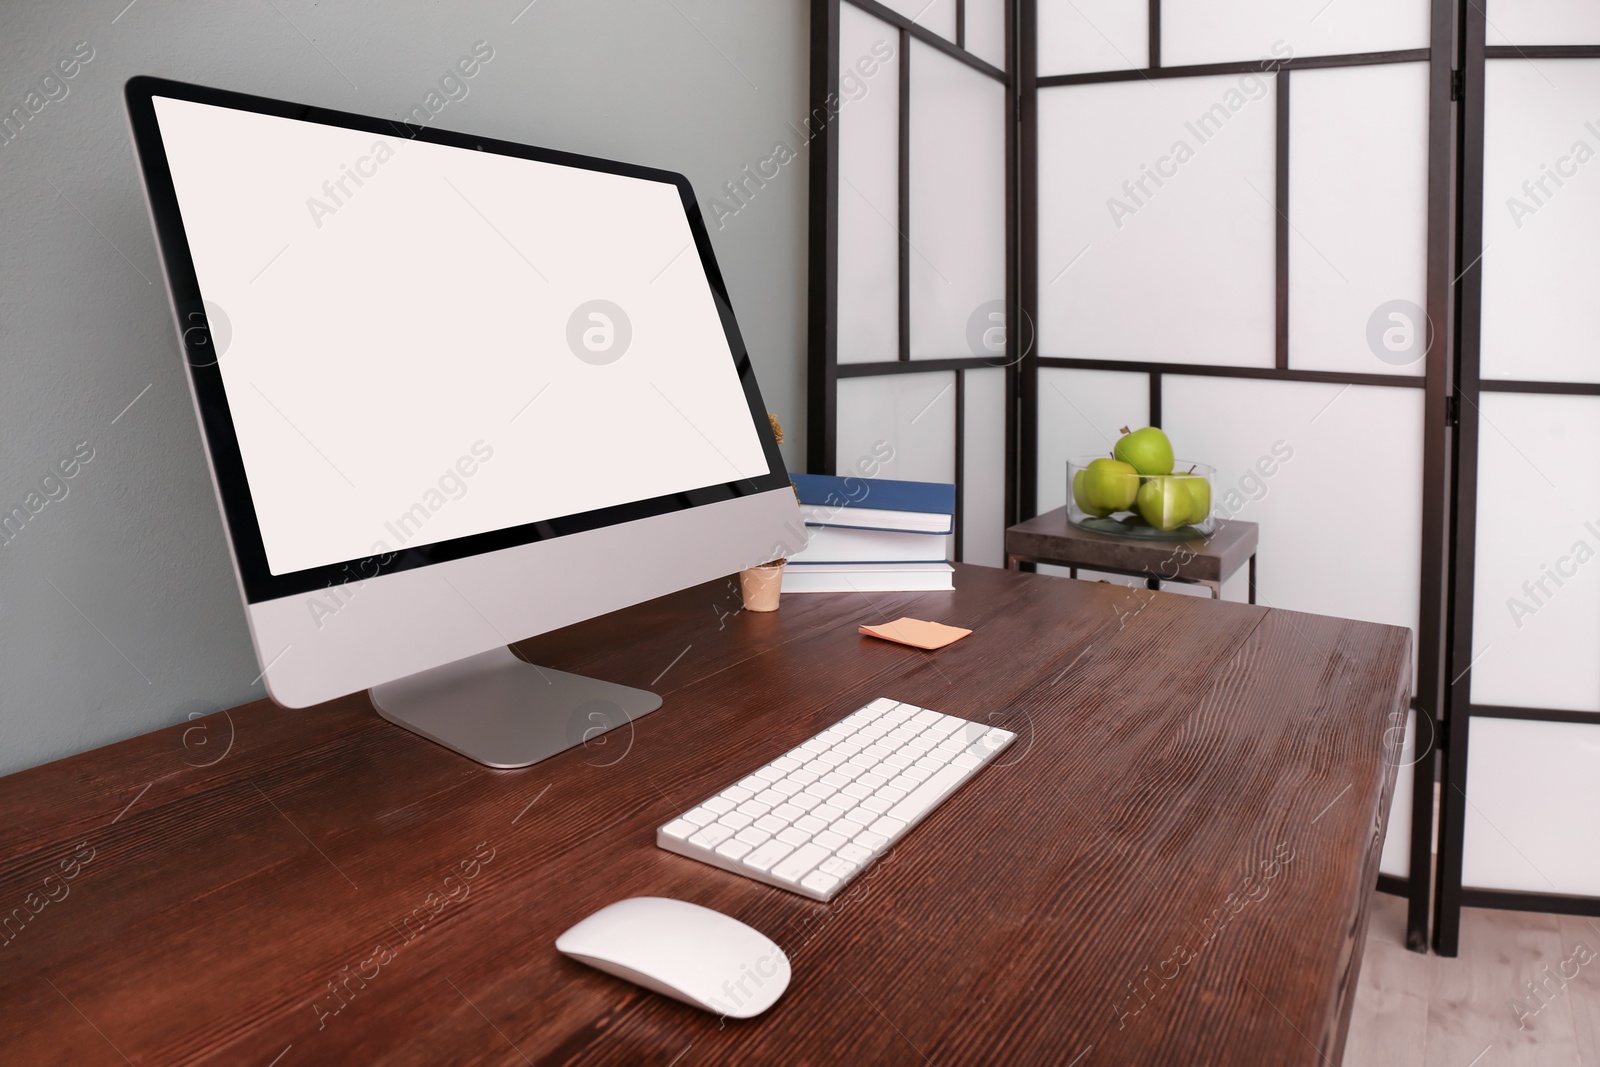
left=125, top=75, right=790, bottom=605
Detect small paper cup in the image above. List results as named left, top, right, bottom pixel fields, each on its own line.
left=739, top=561, right=786, bottom=612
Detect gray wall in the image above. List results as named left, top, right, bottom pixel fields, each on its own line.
left=0, top=0, right=809, bottom=776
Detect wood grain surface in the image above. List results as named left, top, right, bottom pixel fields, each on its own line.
left=1005, top=509, right=1258, bottom=584
left=0, top=564, right=1408, bottom=1066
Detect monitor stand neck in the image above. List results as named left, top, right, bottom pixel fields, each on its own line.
left=369, top=646, right=662, bottom=768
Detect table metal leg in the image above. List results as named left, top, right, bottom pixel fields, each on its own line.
left=1248, top=554, right=1257, bottom=605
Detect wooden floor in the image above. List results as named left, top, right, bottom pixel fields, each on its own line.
left=1344, top=893, right=1600, bottom=1065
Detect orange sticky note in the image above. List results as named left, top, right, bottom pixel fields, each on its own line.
left=858, top=617, right=972, bottom=651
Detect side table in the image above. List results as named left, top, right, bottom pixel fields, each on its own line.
left=1005, top=507, right=1258, bottom=601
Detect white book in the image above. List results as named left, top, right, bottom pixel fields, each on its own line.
left=780, top=562, right=954, bottom=593
left=797, top=502, right=953, bottom=535
left=787, top=525, right=950, bottom=564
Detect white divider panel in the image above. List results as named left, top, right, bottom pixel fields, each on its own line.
left=1468, top=392, right=1600, bottom=713
left=1484, top=3, right=1600, bottom=47
left=964, top=0, right=1008, bottom=71
left=909, top=41, right=1007, bottom=359
left=1037, top=0, right=1145, bottom=77
left=874, top=0, right=957, bottom=43
left=1479, top=59, right=1600, bottom=384
left=1162, top=0, right=1429, bottom=68
left=1380, top=709, right=1417, bottom=878
left=1463, top=717, right=1600, bottom=896
left=1161, top=376, right=1423, bottom=645
left=1035, top=367, right=1148, bottom=514
left=1037, top=77, right=1276, bottom=366
left=837, top=4, right=903, bottom=365
left=1288, top=63, right=1430, bottom=378
left=962, top=369, right=1007, bottom=566
left=837, top=371, right=958, bottom=483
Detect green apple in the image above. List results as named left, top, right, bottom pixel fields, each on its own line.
left=1136, top=478, right=1190, bottom=531
left=1072, top=469, right=1113, bottom=517
left=1113, top=426, right=1175, bottom=476
left=1174, top=474, right=1210, bottom=524
left=1082, top=457, right=1139, bottom=513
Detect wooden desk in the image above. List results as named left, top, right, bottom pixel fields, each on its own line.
left=0, top=565, right=1408, bottom=1066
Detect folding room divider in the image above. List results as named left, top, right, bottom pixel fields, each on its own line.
left=1438, top=2, right=1600, bottom=953
left=808, top=0, right=1600, bottom=955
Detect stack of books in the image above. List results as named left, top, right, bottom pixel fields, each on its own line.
left=782, top=473, right=956, bottom=592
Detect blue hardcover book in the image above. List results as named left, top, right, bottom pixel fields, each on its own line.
left=789, top=473, right=956, bottom=535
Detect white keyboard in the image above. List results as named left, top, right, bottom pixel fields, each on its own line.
left=657, top=698, right=1015, bottom=902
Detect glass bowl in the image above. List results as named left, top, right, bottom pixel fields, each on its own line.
left=1066, top=456, right=1216, bottom=539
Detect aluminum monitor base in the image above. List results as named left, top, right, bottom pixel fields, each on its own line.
left=369, top=646, right=662, bottom=769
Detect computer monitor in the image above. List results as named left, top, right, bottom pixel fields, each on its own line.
left=125, top=76, right=803, bottom=768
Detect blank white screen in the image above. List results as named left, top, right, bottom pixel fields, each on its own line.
left=152, top=97, right=768, bottom=576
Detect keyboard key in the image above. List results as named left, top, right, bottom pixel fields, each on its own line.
left=744, top=840, right=794, bottom=872
left=869, top=816, right=907, bottom=838
left=800, top=870, right=842, bottom=896
left=703, top=796, right=736, bottom=815
left=829, top=818, right=863, bottom=841
left=720, top=785, right=755, bottom=803
left=735, top=826, right=772, bottom=847
left=790, top=769, right=821, bottom=786
left=867, top=697, right=899, bottom=712
left=821, top=772, right=851, bottom=789
left=776, top=826, right=812, bottom=847
left=902, top=765, right=933, bottom=783
left=771, top=802, right=804, bottom=822
left=911, top=709, right=942, bottom=727
left=836, top=842, right=874, bottom=865
left=737, top=800, right=771, bottom=819
left=752, top=764, right=785, bottom=782
left=801, top=738, right=830, bottom=754
left=719, top=811, right=754, bottom=831
left=689, top=824, right=735, bottom=849
left=887, top=762, right=972, bottom=824
left=841, top=782, right=873, bottom=800
left=854, top=831, right=890, bottom=854
left=928, top=719, right=963, bottom=739
left=738, top=776, right=768, bottom=792
left=906, top=736, right=937, bottom=753
left=887, top=727, right=918, bottom=744
left=819, top=856, right=859, bottom=879
left=803, top=781, right=838, bottom=800
left=791, top=794, right=822, bottom=812
left=771, top=843, right=830, bottom=884
left=858, top=772, right=889, bottom=790
left=794, top=814, right=828, bottom=834
left=952, top=752, right=983, bottom=771
left=683, top=807, right=718, bottom=827
left=878, top=786, right=907, bottom=803
left=754, top=814, right=788, bottom=834
left=660, top=819, right=697, bottom=842
left=813, top=830, right=848, bottom=851
left=771, top=755, right=803, bottom=772
left=883, top=754, right=913, bottom=771
left=805, top=760, right=833, bottom=776
left=839, top=808, right=875, bottom=829
left=715, top=839, right=753, bottom=861
left=812, top=803, right=845, bottom=823
left=862, top=744, right=894, bottom=762
left=771, top=779, right=804, bottom=797
left=860, top=795, right=893, bottom=815
left=815, top=751, right=846, bottom=768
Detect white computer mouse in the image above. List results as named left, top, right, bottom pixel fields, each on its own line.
left=555, top=897, right=791, bottom=1018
